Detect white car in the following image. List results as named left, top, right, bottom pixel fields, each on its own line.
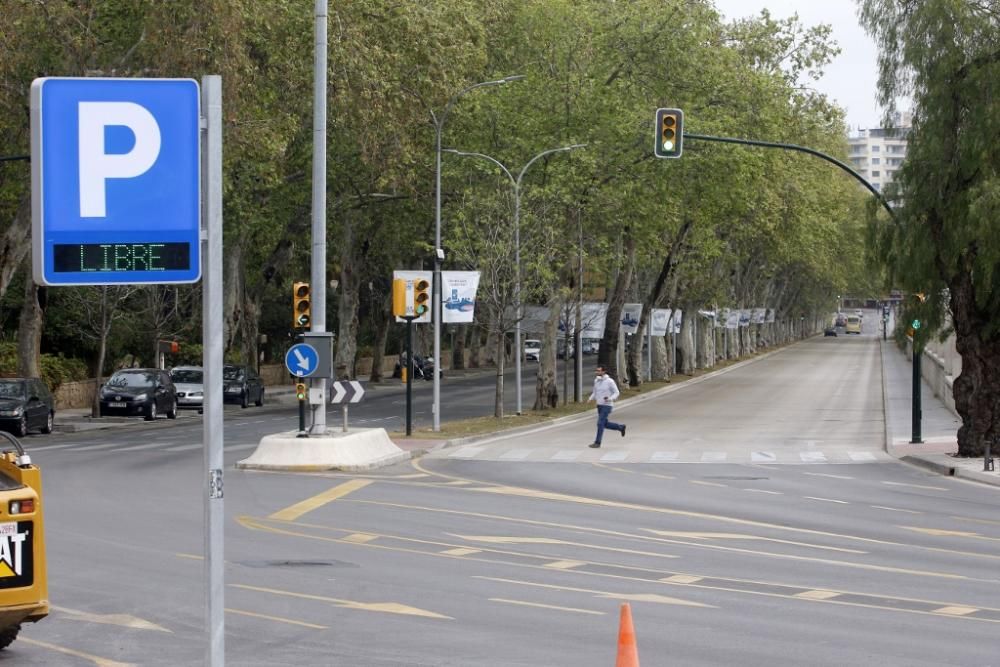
left=170, top=366, right=204, bottom=409
left=523, top=339, right=541, bottom=362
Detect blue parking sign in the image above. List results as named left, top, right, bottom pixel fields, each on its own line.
left=30, top=78, right=201, bottom=285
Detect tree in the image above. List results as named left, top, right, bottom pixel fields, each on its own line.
left=859, top=0, right=1000, bottom=456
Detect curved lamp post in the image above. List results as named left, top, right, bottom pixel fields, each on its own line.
left=444, top=143, right=586, bottom=415
left=428, top=75, right=524, bottom=431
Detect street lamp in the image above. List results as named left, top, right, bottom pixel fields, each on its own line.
left=444, top=143, right=586, bottom=415
left=429, top=75, right=524, bottom=431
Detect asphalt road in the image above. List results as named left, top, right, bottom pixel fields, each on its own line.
left=5, top=325, right=999, bottom=666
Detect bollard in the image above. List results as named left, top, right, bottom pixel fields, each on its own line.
left=986, top=436, right=995, bottom=472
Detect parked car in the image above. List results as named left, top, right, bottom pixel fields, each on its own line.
left=0, top=378, right=55, bottom=436
left=582, top=339, right=600, bottom=355
left=99, top=369, right=177, bottom=421
left=223, top=365, right=264, bottom=408
left=824, top=326, right=838, bottom=337
left=557, top=339, right=575, bottom=359
left=523, top=339, right=541, bottom=362
left=170, top=366, right=204, bottom=410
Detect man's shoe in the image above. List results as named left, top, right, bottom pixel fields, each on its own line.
left=589, top=442, right=601, bottom=448
left=621, top=425, right=627, bottom=438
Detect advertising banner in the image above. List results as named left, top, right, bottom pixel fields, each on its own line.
left=726, top=309, right=740, bottom=329
left=620, top=303, right=643, bottom=335
left=752, top=308, right=766, bottom=324
left=739, top=309, right=751, bottom=327
left=766, top=308, right=775, bottom=323
left=651, top=308, right=672, bottom=336
left=441, top=271, right=480, bottom=324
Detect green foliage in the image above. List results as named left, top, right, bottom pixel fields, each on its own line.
left=0, top=342, right=87, bottom=390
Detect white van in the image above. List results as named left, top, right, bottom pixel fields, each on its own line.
left=523, top=339, right=541, bottom=361
left=845, top=315, right=862, bottom=334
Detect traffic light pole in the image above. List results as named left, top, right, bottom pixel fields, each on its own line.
left=911, top=341, right=923, bottom=444
left=405, top=316, right=414, bottom=436
left=298, top=394, right=307, bottom=438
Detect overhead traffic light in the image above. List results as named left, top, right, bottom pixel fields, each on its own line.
left=413, top=278, right=431, bottom=317
left=293, top=281, right=311, bottom=328
left=654, top=108, right=684, bottom=159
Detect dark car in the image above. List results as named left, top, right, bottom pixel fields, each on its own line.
left=99, top=369, right=177, bottom=421
left=824, top=327, right=838, bottom=337
left=0, top=378, right=55, bottom=436
left=223, top=365, right=264, bottom=408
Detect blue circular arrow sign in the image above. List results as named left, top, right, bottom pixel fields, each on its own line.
left=285, top=343, right=319, bottom=377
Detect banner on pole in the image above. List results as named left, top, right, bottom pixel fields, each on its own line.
left=620, top=303, right=643, bottom=335
left=441, top=271, right=480, bottom=323
left=651, top=308, right=672, bottom=336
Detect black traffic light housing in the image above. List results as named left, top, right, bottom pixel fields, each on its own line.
left=293, top=281, right=311, bottom=328
left=654, top=108, right=684, bottom=159
left=413, top=278, right=431, bottom=317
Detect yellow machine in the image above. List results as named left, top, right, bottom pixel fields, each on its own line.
left=0, top=432, right=48, bottom=649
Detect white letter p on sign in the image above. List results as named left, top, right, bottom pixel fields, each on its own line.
left=78, top=101, right=161, bottom=218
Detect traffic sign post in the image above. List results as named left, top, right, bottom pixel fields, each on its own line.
left=330, top=380, right=365, bottom=432
left=30, top=78, right=201, bottom=285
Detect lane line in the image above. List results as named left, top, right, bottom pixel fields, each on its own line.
left=489, top=598, right=605, bottom=615
left=225, top=607, right=327, bottom=629
left=804, top=496, right=849, bottom=504
left=269, top=479, right=373, bottom=521
left=17, top=637, right=134, bottom=667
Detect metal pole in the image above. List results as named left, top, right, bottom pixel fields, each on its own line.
left=645, top=313, right=652, bottom=379
left=342, top=405, right=348, bottom=433
left=298, top=396, right=306, bottom=436
left=575, top=217, right=583, bottom=402
left=433, top=117, right=443, bottom=432
left=310, top=0, right=328, bottom=435
left=406, top=318, right=413, bottom=436
left=911, top=342, right=923, bottom=443
left=514, top=184, right=522, bottom=414
left=201, top=74, right=225, bottom=667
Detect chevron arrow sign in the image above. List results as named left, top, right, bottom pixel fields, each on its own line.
left=330, top=380, right=365, bottom=404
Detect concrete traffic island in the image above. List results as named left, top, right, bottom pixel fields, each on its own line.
left=236, top=428, right=409, bottom=472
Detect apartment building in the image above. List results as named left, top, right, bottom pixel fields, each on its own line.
left=847, top=111, right=911, bottom=192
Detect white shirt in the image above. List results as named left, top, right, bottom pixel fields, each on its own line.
left=589, top=374, right=620, bottom=406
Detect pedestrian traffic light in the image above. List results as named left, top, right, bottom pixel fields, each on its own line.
left=392, top=278, right=408, bottom=318
left=654, top=108, right=683, bottom=158
left=295, top=382, right=307, bottom=400
left=413, top=278, right=431, bottom=317
left=293, top=281, right=311, bottom=328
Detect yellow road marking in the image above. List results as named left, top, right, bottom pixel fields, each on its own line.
left=343, top=533, right=378, bottom=543
left=176, top=552, right=203, bottom=560
left=453, top=535, right=563, bottom=544
left=545, top=560, right=586, bottom=570
left=476, top=576, right=713, bottom=609
left=231, top=583, right=452, bottom=619
left=441, top=547, right=481, bottom=556
left=490, top=598, right=605, bottom=615
left=661, top=574, right=703, bottom=584
left=934, top=606, right=979, bottom=616
left=902, top=526, right=998, bottom=541
left=952, top=516, right=1000, bottom=526
left=645, top=530, right=866, bottom=554
left=52, top=605, right=171, bottom=632
left=225, top=607, right=327, bottom=629
left=270, top=479, right=372, bottom=521
left=795, top=590, right=841, bottom=601
left=18, top=637, right=135, bottom=667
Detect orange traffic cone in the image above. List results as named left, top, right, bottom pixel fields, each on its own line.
left=616, top=602, right=640, bottom=667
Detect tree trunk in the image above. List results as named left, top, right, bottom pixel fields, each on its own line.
left=650, top=335, right=669, bottom=380
left=369, top=303, right=391, bottom=383
left=678, top=304, right=695, bottom=374
left=452, top=326, right=466, bottom=371
left=91, top=288, right=110, bottom=418
left=17, top=274, right=44, bottom=377
left=950, top=272, right=996, bottom=457
left=468, top=322, right=482, bottom=368
left=0, top=195, right=31, bottom=303
left=599, top=232, right=636, bottom=382
left=493, top=331, right=505, bottom=419
left=534, top=295, right=563, bottom=410
left=334, top=262, right=360, bottom=380
left=222, top=243, right=244, bottom=355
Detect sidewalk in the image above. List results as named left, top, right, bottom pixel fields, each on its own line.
left=879, top=336, right=1000, bottom=486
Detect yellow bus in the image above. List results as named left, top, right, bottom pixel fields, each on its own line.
left=0, top=432, right=48, bottom=649
left=845, top=315, right=862, bottom=334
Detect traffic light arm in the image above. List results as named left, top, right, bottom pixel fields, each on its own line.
left=682, top=132, right=895, bottom=221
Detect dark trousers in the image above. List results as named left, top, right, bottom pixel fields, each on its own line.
left=595, top=404, right=623, bottom=444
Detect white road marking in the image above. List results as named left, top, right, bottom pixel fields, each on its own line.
left=871, top=505, right=922, bottom=514
left=600, top=451, right=628, bottom=462
left=744, top=488, right=783, bottom=495
left=551, top=450, right=582, bottom=461
left=800, top=451, right=827, bottom=463
left=751, top=451, right=776, bottom=462
left=804, top=496, right=848, bottom=504
left=701, top=451, right=727, bottom=463
left=115, top=441, right=176, bottom=452
left=882, top=481, right=949, bottom=491
left=499, top=449, right=531, bottom=461
left=448, top=446, right=485, bottom=458
left=650, top=451, right=679, bottom=462
left=848, top=452, right=877, bottom=461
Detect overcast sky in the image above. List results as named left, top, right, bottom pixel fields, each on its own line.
left=712, top=0, right=890, bottom=130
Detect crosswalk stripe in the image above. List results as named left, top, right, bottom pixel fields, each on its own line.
left=650, top=451, right=679, bottom=462
left=800, top=452, right=828, bottom=463
left=848, top=452, right=877, bottom=461
left=498, top=449, right=531, bottom=461
left=448, top=446, right=485, bottom=458
left=551, top=450, right=581, bottom=461
left=701, top=452, right=727, bottom=462
left=751, top=451, right=776, bottom=462
left=599, top=451, right=628, bottom=462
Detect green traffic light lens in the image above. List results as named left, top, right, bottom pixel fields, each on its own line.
left=663, top=140, right=674, bottom=151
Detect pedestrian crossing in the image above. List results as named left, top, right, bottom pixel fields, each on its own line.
left=26, top=440, right=260, bottom=454
left=441, top=444, right=890, bottom=464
